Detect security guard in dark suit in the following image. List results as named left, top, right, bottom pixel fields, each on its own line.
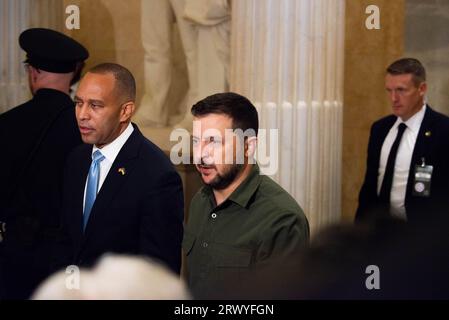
left=356, top=58, right=449, bottom=224
left=0, top=28, right=88, bottom=299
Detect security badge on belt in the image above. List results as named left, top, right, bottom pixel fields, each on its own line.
left=413, top=157, right=433, bottom=197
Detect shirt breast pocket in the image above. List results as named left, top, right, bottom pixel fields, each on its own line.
left=213, top=244, right=252, bottom=284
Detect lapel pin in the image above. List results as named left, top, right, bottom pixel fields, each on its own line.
left=425, top=131, right=431, bottom=137
left=118, top=167, right=126, bottom=176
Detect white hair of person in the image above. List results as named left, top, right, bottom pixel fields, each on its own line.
left=32, top=254, right=191, bottom=300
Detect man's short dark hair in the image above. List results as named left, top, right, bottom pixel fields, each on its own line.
left=89, top=63, right=136, bottom=103
left=191, top=92, right=259, bottom=136
left=386, top=58, right=426, bottom=86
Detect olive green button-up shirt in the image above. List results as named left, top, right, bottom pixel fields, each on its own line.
left=183, top=164, right=309, bottom=298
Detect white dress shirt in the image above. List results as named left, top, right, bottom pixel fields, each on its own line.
left=83, top=123, right=134, bottom=212
left=377, top=105, right=426, bottom=220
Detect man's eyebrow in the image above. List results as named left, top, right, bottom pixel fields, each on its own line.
left=88, top=99, right=105, bottom=104
left=73, top=97, right=105, bottom=105
left=203, top=135, right=221, bottom=140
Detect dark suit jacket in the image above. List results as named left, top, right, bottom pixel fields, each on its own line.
left=356, top=106, right=449, bottom=223
left=62, top=124, right=184, bottom=274
left=0, top=89, right=81, bottom=299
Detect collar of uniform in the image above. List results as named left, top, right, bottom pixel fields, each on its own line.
left=34, top=88, right=72, bottom=103
left=32, top=89, right=73, bottom=118
left=201, top=164, right=261, bottom=209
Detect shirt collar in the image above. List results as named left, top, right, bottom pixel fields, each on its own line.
left=92, top=122, right=134, bottom=163
left=394, top=104, right=426, bottom=134
left=201, top=164, right=262, bottom=209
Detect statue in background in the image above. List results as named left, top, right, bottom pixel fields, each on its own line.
left=136, top=0, right=231, bottom=130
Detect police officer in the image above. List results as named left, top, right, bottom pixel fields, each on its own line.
left=0, top=28, right=88, bottom=299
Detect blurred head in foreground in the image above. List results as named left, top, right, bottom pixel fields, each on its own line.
left=32, top=254, right=191, bottom=300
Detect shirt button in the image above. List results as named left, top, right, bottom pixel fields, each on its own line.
left=202, top=242, right=208, bottom=248
left=211, top=213, right=217, bottom=219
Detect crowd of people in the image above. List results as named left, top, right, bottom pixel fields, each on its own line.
left=0, top=27, right=447, bottom=300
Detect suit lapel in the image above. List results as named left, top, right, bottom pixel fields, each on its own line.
left=81, top=126, right=143, bottom=241
left=70, top=145, right=92, bottom=248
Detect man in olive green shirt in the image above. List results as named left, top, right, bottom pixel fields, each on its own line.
left=183, top=92, right=309, bottom=299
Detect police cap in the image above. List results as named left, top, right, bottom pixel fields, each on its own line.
left=19, top=28, right=89, bottom=73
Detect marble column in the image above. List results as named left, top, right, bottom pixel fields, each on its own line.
left=0, top=0, right=30, bottom=112
left=0, top=0, right=63, bottom=113
left=230, top=0, right=345, bottom=234
left=405, top=0, right=449, bottom=115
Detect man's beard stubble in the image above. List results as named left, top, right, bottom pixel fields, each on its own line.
left=201, top=164, right=245, bottom=190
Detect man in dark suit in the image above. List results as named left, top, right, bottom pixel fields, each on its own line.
left=356, top=58, right=449, bottom=223
left=63, top=63, right=184, bottom=274
left=0, top=28, right=88, bottom=299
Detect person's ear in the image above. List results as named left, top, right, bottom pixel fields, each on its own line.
left=120, top=102, right=135, bottom=122
left=418, top=82, right=427, bottom=97
left=245, top=136, right=257, bottom=158
left=29, top=66, right=40, bottom=82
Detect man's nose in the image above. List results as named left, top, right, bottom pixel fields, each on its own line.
left=193, top=141, right=211, bottom=163
left=77, top=104, right=89, bottom=120
left=389, top=90, right=399, bottom=102
left=201, top=141, right=213, bottom=158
